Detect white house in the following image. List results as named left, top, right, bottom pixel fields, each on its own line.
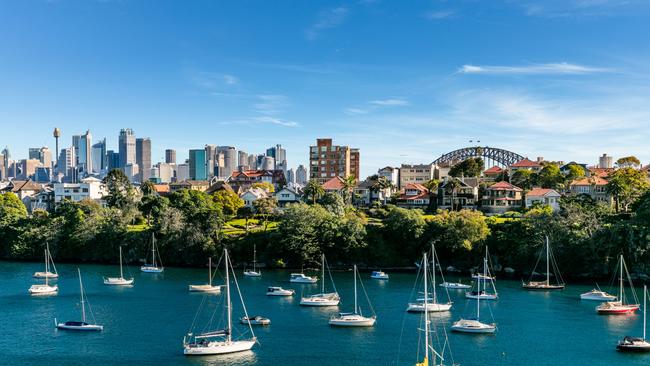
left=240, top=187, right=269, bottom=208
left=275, top=186, right=301, bottom=207
left=525, top=188, right=562, bottom=211
left=53, top=176, right=107, bottom=205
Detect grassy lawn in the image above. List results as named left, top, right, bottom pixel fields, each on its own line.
left=127, top=224, right=149, bottom=232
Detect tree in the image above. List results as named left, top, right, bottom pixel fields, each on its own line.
left=212, top=190, right=244, bottom=217
left=537, top=164, right=563, bottom=190
left=444, top=178, right=461, bottom=211
left=428, top=210, right=490, bottom=252
left=616, top=156, right=641, bottom=168
left=606, top=167, right=649, bottom=212
left=422, top=179, right=440, bottom=192
left=276, top=203, right=332, bottom=266
left=0, top=192, right=27, bottom=226
left=319, top=192, right=346, bottom=216
left=382, top=207, right=426, bottom=257
left=304, top=180, right=325, bottom=204
left=103, top=169, right=138, bottom=210
left=140, top=181, right=156, bottom=197
left=253, top=197, right=277, bottom=232
left=237, top=206, right=254, bottom=234
left=449, top=158, right=484, bottom=178
left=511, top=170, right=536, bottom=190
left=252, top=182, right=275, bottom=193
left=565, top=164, right=586, bottom=182
left=342, top=175, right=357, bottom=204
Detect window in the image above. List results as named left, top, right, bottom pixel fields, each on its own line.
left=82, top=188, right=88, bottom=193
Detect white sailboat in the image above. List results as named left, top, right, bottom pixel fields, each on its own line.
left=452, top=248, right=497, bottom=334
left=597, top=255, right=639, bottom=315
left=189, top=257, right=221, bottom=293
left=329, top=265, right=376, bottom=327
left=183, top=249, right=257, bottom=356
left=56, top=268, right=103, bottom=331
left=243, top=244, right=261, bottom=277
left=300, top=254, right=340, bottom=306
left=104, top=246, right=134, bottom=286
left=465, top=247, right=498, bottom=300
left=407, top=244, right=452, bottom=312
left=29, top=248, right=58, bottom=295
left=522, top=236, right=565, bottom=290
left=290, top=273, right=317, bottom=283
left=33, top=242, right=58, bottom=279
left=140, top=233, right=163, bottom=273
left=617, top=285, right=650, bottom=352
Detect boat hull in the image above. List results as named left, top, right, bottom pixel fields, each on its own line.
left=617, top=341, right=650, bottom=352
left=290, top=278, right=317, bottom=284
left=103, top=277, right=134, bottom=286
left=406, top=302, right=452, bottom=312
left=522, top=284, right=565, bottom=290
left=29, top=285, right=58, bottom=295
left=581, top=293, right=616, bottom=301
left=243, top=271, right=261, bottom=277
left=440, top=282, right=471, bottom=289
left=300, top=298, right=340, bottom=306
left=597, top=305, right=640, bottom=314
left=56, top=323, right=103, bottom=331
left=329, top=315, right=376, bottom=327
left=33, top=271, right=58, bottom=279
left=465, top=292, right=498, bottom=300
left=189, top=284, right=221, bottom=293
left=241, top=317, right=271, bottom=326
left=451, top=319, right=497, bottom=334
left=184, top=340, right=256, bottom=355
left=266, top=290, right=294, bottom=296
left=140, top=266, right=163, bottom=273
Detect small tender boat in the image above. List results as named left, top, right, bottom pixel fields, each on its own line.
left=617, top=285, right=650, bottom=352
left=289, top=273, right=317, bottom=283
left=141, top=233, right=164, bottom=273
left=266, top=286, right=294, bottom=296
left=330, top=265, right=376, bottom=327
left=189, top=257, right=221, bottom=293
left=581, top=288, right=616, bottom=301
left=240, top=316, right=270, bottom=326
left=33, top=243, right=58, bottom=279
left=465, top=290, right=498, bottom=300
left=370, top=270, right=389, bottom=280
left=439, top=281, right=471, bottom=289
left=300, top=254, right=340, bottom=307
left=522, top=236, right=565, bottom=290
left=56, top=269, right=103, bottom=331
left=243, top=244, right=261, bottom=277
left=597, top=255, right=639, bottom=315
left=104, top=246, right=134, bottom=286
left=450, top=318, right=496, bottom=333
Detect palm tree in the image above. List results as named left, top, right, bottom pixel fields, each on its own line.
left=304, top=179, right=325, bottom=204
left=342, top=175, right=357, bottom=204
left=445, top=178, right=461, bottom=211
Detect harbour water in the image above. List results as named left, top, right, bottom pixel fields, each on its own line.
left=1, top=261, right=648, bottom=366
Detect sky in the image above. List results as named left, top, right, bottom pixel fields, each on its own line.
left=1, top=0, right=650, bottom=177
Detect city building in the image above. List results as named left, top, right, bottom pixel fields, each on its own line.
left=79, top=130, right=93, bottom=175
left=0, top=148, right=7, bottom=180
left=509, top=158, right=543, bottom=173
left=58, top=147, right=76, bottom=176
left=275, top=186, right=301, bottom=207
left=204, top=145, right=218, bottom=178
left=321, top=176, right=346, bottom=194
left=481, top=181, right=523, bottom=214
left=525, top=188, right=562, bottom=212
left=176, top=163, right=190, bottom=181
left=295, top=165, right=308, bottom=185
left=217, top=146, right=237, bottom=179
left=240, top=187, right=270, bottom=208
left=396, top=183, right=431, bottom=209
left=136, top=137, right=152, bottom=183
left=399, top=164, right=435, bottom=189
left=34, top=167, right=51, bottom=183
left=260, top=156, right=275, bottom=171
left=353, top=179, right=376, bottom=207
left=107, top=150, right=120, bottom=171
left=53, top=177, right=107, bottom=205
left=19, top=159, right=42, bottom=180
left=165, top=149, right=177, bottom=165
left=483, top=166, right=504, bottom=180
left=151, top=163, right=174, bottom=183
left=378, top=166, right=399, bottom=187
left=124, top=163, right=139, bottom=183
left=286, top=168, right=295, bottom=185
left=189, top=149, right=207, bottom=180
left=118, top=128, right=136, bottom=169
left=266, top=144, right=287, bottom=170
left=169, top=180, right=210, bottom=193
left=437, top=178, right=479, bottom=210
left=0, top=179, right=43, bottom=208
left=599, top=154, right=613, bottom=169
left=91, top=139, right=106, bottom=174
left=309, top=138, right=360, bottom=183
left=238, top=150, right=248, bottom=168
left=228, top=170, right=287, bottom=189
left=569, top=176, right=612, bottom=205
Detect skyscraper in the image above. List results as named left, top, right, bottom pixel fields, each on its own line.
left=79, top=130, right=93, bottom=174
left=266, top=144, right=287, bottom=169
left=39, top=147, right=52, bottom=168
left=118, top=128, right=136, bottom=169
left=107, top=150, right=120, bottom=171
left=1, top=147, right=10, bottom=180
left=58, top=147, right=76, bottom=178
left=29, top=148, right=41, bottom=160
left=91, top=139, right=106, bottom=174
left=165, top=149, right=176, bottom=164
left=296, top=164, right=307, bottom=185
left=217, top=146, right=237, bottom=179
left=205, top=145, right=218, bottom=178
left=136, top=137, right=152, bottom=183
left=238, top=150, right=248, bottom=167
left=286, top=168, right=295, bottom=185
left=189, top=149, right=207, bottom=180
left=309, top=138, right=360, bottom=183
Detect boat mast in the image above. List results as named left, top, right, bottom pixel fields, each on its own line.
left=152, top=234, right=156, bottom=267
left=620, top=255, right=624, bottom=304
left=44, top=249, right=49, bottom=286
left=208, top=257, right=212, bottom=286
left=119, top=246, right=124, bottom=279
left=546, top=236, right=550, bottom=286
left=225, top=249, right=232, bottom=344
left=432, top=244, right=437, bottom=303
left=354, top=264, right=358, bottom=315
left=78, top=268, right=86, bottom=322
left=253, top=244, right=257, bottom=272
left=424, top=252, right=429, bottom=364
left=644, top=285, right=647, bottom=341
left=321, top=254, right=325, bottom=294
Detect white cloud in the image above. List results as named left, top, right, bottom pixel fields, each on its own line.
left=305, top=7, right=349, bottom=40
left=425, top=10, right=455, bottom=19
left=369, top=98, right=410, bottom=106
left=345, top=108, right=369, bottom=115
left=252, top=116, right=299, bottom=127
left=458, top=62, right=611, bottom=75
left=253, top=94, right=290, bottom=115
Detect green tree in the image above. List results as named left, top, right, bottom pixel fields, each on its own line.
left=606, top=167, right=649, bottom=212
left=382, top=207, right=426, bottom=257
left=252, top=182, right=275, bottom=193
left=616, top=156, right=641, bottom=168
left=449, top=158, right=484, bottom=178
left=511, top=170, right=536, bottom=190
left=319, top=192, right=346, bottom=216
left=253, top=197, right=277, bottom=232
left=428, top=210, right=490, bottom=252
left=304, top=179, right=325, bottom=204
left=342, top=175, right=357, bottom=204
left=422, top=179, right=440, bottom=192
left=565, top=164, right=586, bottom=182
left=237, top=206, right=254, bottom=234
left=212, top=190, right=244, bottom=217
left=103, top=169, right=138, bottom=210
left=537, top=164, right=563, bottom=189
left=0, top=192, right=28, bottom=226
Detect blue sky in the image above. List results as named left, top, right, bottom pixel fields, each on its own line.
left=1, top=0, right=650, bottom=177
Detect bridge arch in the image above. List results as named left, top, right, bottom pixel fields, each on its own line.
left=432, top=146, right=525, bottom=168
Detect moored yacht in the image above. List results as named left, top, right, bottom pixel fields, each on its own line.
left=522, top=236, right=565, bottom=290
left=407, top=243, right=452, bottom=312
left=465, top=247, right=498, bottom=300
left=56, top=269, right=103, bottom=331
left=370, top=270, right=389, bottom=280
left=300, top=254, right=340, bottom=307
left=33, top=243, right=58, bottom=279
left=597, top=255, right=639, bottom=315
left=243, top=244, right=261, bottom=277
left=189, top=257, right=221, bottom=293
left=140, top=233, right=164, bottom=273
left=329, top=265, right=376, bottom=327
left=617, top=285, right=650, bottom=352
left=29, top=250, right=58, bottom=295
left=240, top=316, right=270, bottom=326
left=266, top=286, right=294, bottom=296
left=289, top=273, right=317, bottom=283
left=581, top=288, right=616, bottom=301
left=104, top=246, right=134, bottom=286
left=439, top=281, right=471, bottom=289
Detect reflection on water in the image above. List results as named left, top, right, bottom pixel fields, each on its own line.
left=186, top=350, right=257, bottom=366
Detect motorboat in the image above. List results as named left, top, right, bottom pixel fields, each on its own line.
left=329, top=265, right=376, bottom=327
left=581, top=288, right=616, bottom=301
left=33, top=243, right=58, bottom=279
left=141, top=233, right=164, bottom=273
left=439, top=281, right=471, bottom=289
left=522, top=236, right=565, bottom=290
left=189, top=257, right=221, bottom=293
left=266, top=287, right=294, bottom=296
left=183, top=249, right=257, bottom=356
left=55, top=269, right=103, bottom=331
left=290, top=273, right=317, bottom=283
left=243, top=244, right=261, bottom=277
left=597, top=255, right=639, bottom=315
left=617, top=285, right=650, bottom=352
left=407, top=302, right=452, bottom=312
left=104, top=246, right=134, bottom=286
left=370, top=271, right=389, bottom=280
left=240, top=316, right=270, bottom=326
left=450, top=318, right=496, bottom=333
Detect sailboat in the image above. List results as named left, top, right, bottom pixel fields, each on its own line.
left=617, top=285, right=650, bottom=352
left=522, top=236, right=565, bottom=290
left=300, top=254, right=340, bottom=306
left=140, top=233, right=164, bottom=273
left=452, top=248, right=497, bottom=333
left=183, top=249, right=257, bottom=355
left=243, top=245, right=261, bottom=277
left=104, top=246, right=134, bottom=286
left=465, top=247, right=498, bottom=300
left=597, top=255, right=639, bottom=315
left=55, top=269, right=103, bottom=331
left=29, top=248, right=59, bottom=295
left=329, top=265, right=376, bottom=327
left=189, top=257, right=221, bottom=293
left=33, top=242, right=58, bottom=279
left=407, top=244, right=452, bottom=312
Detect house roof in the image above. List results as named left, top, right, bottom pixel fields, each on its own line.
left=526, top=188, right=561, bottom=197
left=589, top=167, right=615, bottom=178
left=398, top=192, right=430, bottom=201
left=484, top=166, right=504, bottom=174
left=486, top=181, right=522, bottom=191
left=8, top=180, right=42, bottom=192
left=322, top=176, right=346, bottom=190
left=240, top=187, right=269, bottom=199
left=510, top=158, right=541, bottom=168
left=205, top=180, right=234, bottom=194
left=571, top=176, right=608, bottom=186
left=152, top=184, right=170, bottom=194
left=230, top=170, right=285, bottom=180
left=404, top=183, right=429, bottom=192
left=356, top=179, right=374, bottom=189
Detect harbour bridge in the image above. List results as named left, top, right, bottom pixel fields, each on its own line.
left=432, top=146, right=525, bottom=168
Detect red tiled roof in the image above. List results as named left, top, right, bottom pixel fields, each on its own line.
left=153, top=184, right=170, bottom=194
left=404, top=183, right=429, bottom=192
left=510, top=158, right=541, bottom=168
left=398, top=192, right=430, bottom=201
left=487, top=181, right=523, bottom=191
left=322, top=176, right=346, bottom=190
left=589, top=168, right=614, bottom=178
left=484, top=166, right=504, bottom=174
left=571, top=176, right=608, bottom=186
left=526, top=188, right=560, bottom=197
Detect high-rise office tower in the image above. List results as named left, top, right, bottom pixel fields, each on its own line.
left=29, top=148, right=41, bottom=160
left=261, top=156, right=275, bottom=170
left=118, top=128, right=136, bottom=169
left=205, top=145, right=218, bottom=178
left=286, top=168, right=295, bottom=185
left=58, top=147, right=76, bottom=176
left=39, top=147, right=52, bottom=168
left=248, top=154, right=257, bottom=170
left=165, top=149, right=176, bottom=164
left=79, top=130, right=92, bottom=174
left=309, top=138, right=360, bottom=183
left=238, top=150, right=248, bottom=167
left=599, top=154, right=613, bottom=169
left=266, top=144, right=287, bottom=169
left=136, top=137, right=152, bottom=183
left=0, top=152, right=5, bottom=181
left=217, top=146, right=237, bottom=179
left=125, top=163, right=139, bottom=183
left=1, top=147, right=10, bottom=180
left=107, top=150, right=120, bottom=171
left=296, top=164, right=307, bottom=185
left=189, top=149, right=207, bottom=180
left=91, top=138, right=107, bottom=174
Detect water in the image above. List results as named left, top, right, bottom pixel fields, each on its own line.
left=1, top=261, right=648, bottom=366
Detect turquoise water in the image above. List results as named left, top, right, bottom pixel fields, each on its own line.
left=1, top=261, right=648, bottom=366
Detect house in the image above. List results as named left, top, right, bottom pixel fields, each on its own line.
left=481, top=181, right=523, bottom=214
left=169, top=180, right=210, bottom=193
left=152, top=184, right=171, bottom=197
left=1, top=179, right=43, bottom=208
left=377, top=166, right=399, bottom=187
left=396, top=183, right=430, bottom=209
left=483, top=166, right=505, bottom=181
left=228, top=170, right=286, bottom=190
left=30, top=187, right=54, bottom=212
left=568, top=176, right=612, bottom=205
left=322, top=176, right=347, bottom=194
left=509, top=158, right=543, bottom=173
left=437, top=178, right=479, bottom=210
left=53, top=177, right=107, bottom=205
left=275, top=186, right=301, bottom=207
left=240, top=187, right=270, bottom=208
left=205, top=180, right=235, bottom=195
left=588, top=167, right=615, bottom=179
left=525, top=188, right=562, bottom=211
